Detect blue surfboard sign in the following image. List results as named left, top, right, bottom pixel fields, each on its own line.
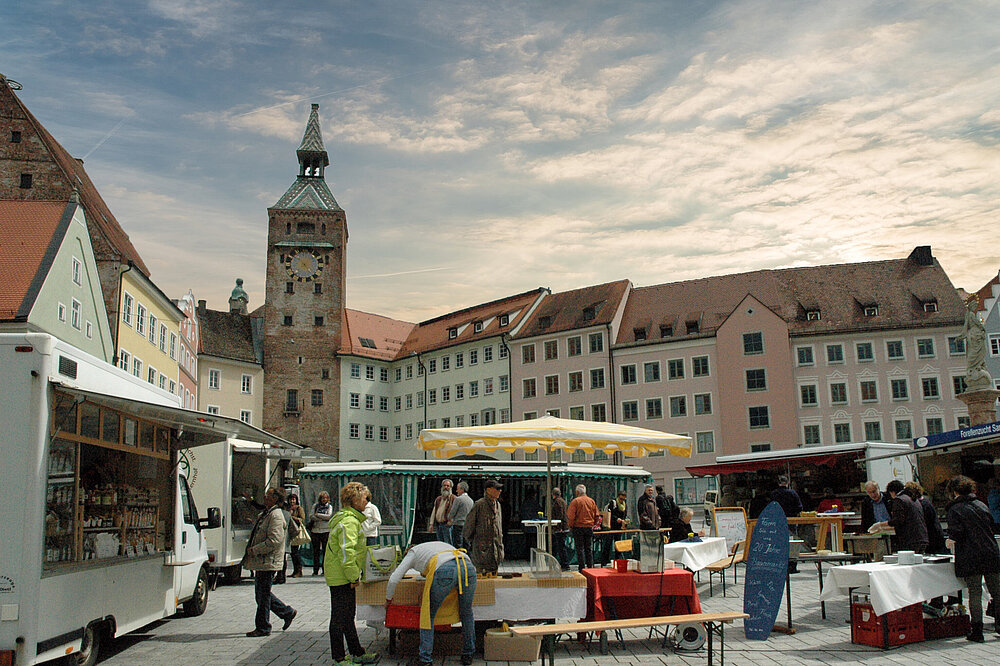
left=743, top=501, right=790, bottom=640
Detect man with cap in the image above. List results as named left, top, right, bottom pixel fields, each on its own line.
left=637, top=484, right=661, bottom=531
left=463, top=479, right=505, bottom=575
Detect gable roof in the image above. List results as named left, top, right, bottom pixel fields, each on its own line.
left=617, top=247, right=964, bottom=346
left=512, top=280, right=631, bottom=340
left=272, top=178, right=342, bottom=210
left=974, top=272, right=999, bottom=312
left=2, top=80, right=149, bottom=274
left=0, top=200, right=73, bottom=320
left=198, top=308, right=259, bottom=364
left=342, top=309, right=416, bottom=361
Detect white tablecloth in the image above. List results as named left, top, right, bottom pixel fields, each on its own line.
left=663, top=536, right=729, bottom=572
left=357, top=586, right=587, bottom=624
left=818, top=560, right=966, bottom=616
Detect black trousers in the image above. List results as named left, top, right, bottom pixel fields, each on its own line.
left=552, top=531, right=569, bottom=569
left=572, top=527, right=594, bottom=570
left=329, top=583, right=363, bottom=661
left=312, top=531, right=329, bottom=574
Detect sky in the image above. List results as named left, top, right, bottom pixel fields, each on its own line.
left=4, top=0, right=999, bottom=323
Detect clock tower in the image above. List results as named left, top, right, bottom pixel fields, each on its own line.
left=262, top=104, right=346, bottom=458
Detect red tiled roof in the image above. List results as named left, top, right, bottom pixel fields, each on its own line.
left=617, top=249, right=964, bottom=345
left=399, top=288, right=547, bottom=355
left=974, top=272, right=999, bottom=311
left=342, top=309, right=416, bottom=361
left=512, top=280, right=631, bottom=339
left=6, top=86, right=148, bottom=274
left=0, top=200, right=71, bottom=320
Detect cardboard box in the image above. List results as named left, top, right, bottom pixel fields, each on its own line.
left=484, top=629, right=542, bottom=662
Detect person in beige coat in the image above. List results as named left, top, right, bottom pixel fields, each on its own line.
left=244, top=487, right=297, bottom=636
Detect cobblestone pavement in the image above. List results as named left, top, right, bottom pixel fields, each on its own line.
left=97, top=561, right=1000, bottom=666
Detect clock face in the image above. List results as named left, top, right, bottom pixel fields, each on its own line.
left=285, top=250, right=322, bottom=281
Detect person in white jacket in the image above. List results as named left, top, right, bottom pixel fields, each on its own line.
left=362, top=491, right=382, bottom=546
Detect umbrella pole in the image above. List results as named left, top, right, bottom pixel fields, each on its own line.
left=545, top=446, right=552, bottom=554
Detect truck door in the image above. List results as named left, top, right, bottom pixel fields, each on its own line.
left=175, top=475, right=204, bottom=601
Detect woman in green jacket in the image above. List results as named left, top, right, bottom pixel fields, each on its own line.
left=324, top=482, right=379, bottom=665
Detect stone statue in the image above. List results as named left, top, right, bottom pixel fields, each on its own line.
left=961, top=297, right=992, bottom=392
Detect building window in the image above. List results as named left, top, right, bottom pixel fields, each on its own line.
left=349, top=393, right=360, bottom=408
left=442, top=386, right=451, bottom=402
left=454, top=352, right=464, bottom=368
left=591, top=403, right=607, bottom=422
left=484, top=377, right=494, bottom=395
left=311, top=389, right=323, bottom=406
left=523, top=378, right=536, bottom=398
left=379, top=426, right=389, bottom=442
left=70, top=299, right=81, bottom=330
left=394, top=396, right=402, bottom=411
left=240, top=374, right=252, bottom=394
left=796, top=346, right=814, bottom=366
left=669, top=395, right=686, bottom=417
left=208, top=369, right=221, bottom=390
left=923, top=300, right=938, bottom=312
left=169, top=332, right=177, bottom=360
left=366, top=365, right=376, bottom=380
left=646, top=398, right=663, bottom=419
left=19, top=173, right=32, bottom=189
left=990, top=334, right=1000, bottom=357
left=448, top=327, right=458, bottom=340
left=692, top=356, right=710, bottom=377
left=694, top=393, right=712, bottom=415
left=568, top=336, right=582, bottom=356
left=660, top=324, right=673, bottom=338
left=118, top=350, right=130, bottom=372
left=132, top=358, right=142, bottom=378
left=498, top=344, right=508, bottom=359
left=283, top=315, right=293, bottom=326
left=395, top=367, right=402, bottom=382
left=394, top=426, right=401, bottom=441
left=499, top=374, right=509, bottom=392
left=864, top=421, right=882, bottom=441
left=286, top=389, right=298, bottom=412
left=484, top=346, right=493, bottom=362
left=474, top=321, right=484, bottom=333
left=895, top=419, right=912, bottom=441
left=469, top=349, right=479, bottom=365
left=240, top=410, right=252, bottom=424
left=406, top=364, right=413, bottom=379
left=588, top=332, right=603, bottom=353
left=800, top=384, right=818, bottom=406
left=569, top=405, right=585, bottom=420
left=957, top=415, right=971, bottom=429
left=455, top=383, right=465, bottom=400
left=207, top=405, right=220, bottom=415
left=860, top=380, right=878, bottom=402
left=834, top=422, right=851, bottom=443
left=135, top=303, right=146, bottom=335
left=313, top=282, right=322, bottom=294
left=351, top=363, right=360, bottom=378
left=569, top=371, right=583, bottom=392
left=10, top=130, right=21, bottom=143
left=745, top=368, right=767, bottom=392
left=667, top=359, right=684, bottom=380
left=830, top=383, right=847, bottom=404
left=365, top=394, right=375, bottom=410
left=86, top=321, right=93, bottom=339
left=644, top=361, right=661, bottom=383
left=620, top=364, right=637, bottom=385
left=887, top=340, right=904, bottom=360
left=469, top=414, right=479, bottom=426
left=748, top=406, right=770, bottom=429
left=743, top=332, right=764, bottom=355
left=71, top=257, right=82, bottom=286
left=122, top=292, right=133, bottom=326
left=826, top=344, right=844, bottom=364
left=314, top=315, right=324, bottom=326
left=856, top=342, right=874, bottom=362
left=622, top=401, right=639, bottom=421
left=806, top=309, right=821, bottom=321
left=953, top=375, right=967, bottom=396
left=544, top=340, right=558, bottom=360
left=917, top=338, right=935, bottom=358
left=380, top=367, right=389, bottom=382
left=148, top=315, right=157, bottom=343
left=441, top=356, right=450, bottom=371
left=365, top=425, right=375, bottom=441
left=285, top=281, right=294, bottom=294
left=891, top=378, right=909, bottom=400
left=522, top=344, right=535, bottom=364
left=500, top=408, right=511, bottom=423
left=926, top=418, right=944, bottom=436
left=948, top=336, right=965, bottom=356
left=803, top=424, right=821, bottom=446
left=864, top=305, right=879, bottom=317
left=921, top=377, right=940, bottom=399
left=696, top=431, right=715, bottom=454
left=350, top=424, right=360, bottom=439
left=590, top=368, right=605, bottom=389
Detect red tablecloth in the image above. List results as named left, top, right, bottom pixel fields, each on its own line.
left=583, top=568, right=701, bottom=621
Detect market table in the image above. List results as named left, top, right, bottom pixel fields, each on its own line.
left=663, top=536, right=729, bottom=572
left=582, top=567, right=701, bottom=622
left=818, top=559, right=965, bottom=616
left=794, top=552, right=865, bottom=620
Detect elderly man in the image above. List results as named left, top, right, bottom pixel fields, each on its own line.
left=668, top=507, right=706, bottom=543
left=430, top=478, right=455, bottom=545
left=243, top=487, right=297, bottom=637
left=860, top=481, right=891, bottom=533
left=449, top=481, right=474, bottom=549
left=463, top=479, right=504, bottom=575
left=637, top=484, right=661, bottom=530
left=567, top=484, right=598, bottom=571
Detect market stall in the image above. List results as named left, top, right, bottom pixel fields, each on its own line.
left=583, top=568, right=701, bottom=621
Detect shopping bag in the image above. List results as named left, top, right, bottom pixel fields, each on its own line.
left=290, top=519, right=311, bottom=546
left=363, top=545, right=402, bottom=581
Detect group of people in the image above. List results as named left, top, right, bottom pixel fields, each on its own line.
left=428, top=478, right=505, bottom=575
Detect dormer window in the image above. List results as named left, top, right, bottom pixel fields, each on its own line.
left=923, top=301, right=938, bottom=313
left=582, top=306, right=596, bottom=321
left=359, top=337, right=377, bottom=349
left=474, top=321, right=484, bottom=333
left=448, top=328, right=458, bottom=339
left=686, top=320, right=699, bottom=334
left=10, top=131, right=21, bottom=143
left=864, top=305, right=879, bottom=317
left=806, top=310, right=821, bottom=321
left=498, top=314, right=509, bottom=327
left=538, top=315, right=553, bottom=329
left=659, top=324, right=673, bottom=338
left=633, top=327, right=647, bottom=341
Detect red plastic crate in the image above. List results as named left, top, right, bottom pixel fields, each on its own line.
left=923, top=614, right=971, bottom=640
left=385, top=603, right=453, bottom=631
left=851, top=602, right=924, bottom=648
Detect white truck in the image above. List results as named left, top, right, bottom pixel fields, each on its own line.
left=0, top=333, right=289, bottom=666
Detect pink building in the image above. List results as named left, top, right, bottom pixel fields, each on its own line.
left=174, top=290, right=199, bottom=409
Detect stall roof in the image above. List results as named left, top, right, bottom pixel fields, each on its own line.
left=300, top=459, right=653, bottom=480
left=55, top=382, right=301, bottom=451
left=686, top=442, right=912, bottom=476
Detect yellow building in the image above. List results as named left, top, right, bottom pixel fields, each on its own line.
left=115, top=266, right=183, bottom=396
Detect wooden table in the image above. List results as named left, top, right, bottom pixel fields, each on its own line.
left=750, top=516, right=847, bottom=552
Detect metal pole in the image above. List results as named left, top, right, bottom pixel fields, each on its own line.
left=545, top=445, right=552, bottom=553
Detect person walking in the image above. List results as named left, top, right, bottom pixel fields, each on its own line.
left=567, top=484, right=598, bottom=571
left=463, top=479, right=504, bottom=575
left=448, top=481, right=474, bottom=550
left=310, top=491, right=334, bottom=576
left=286, top=493, right=306, bottom=578
left=430, top=479, right=456, bottom=545
left=637, top=484, right=661, bottom=530
left=243, top=487, right=296, bottom=637
left=385, top=542, right=477, bottom=666
left=945, top=475, right=1000, bottom=642
left=874, top=479, right=928, bottom=553
left=362, top=491, right=382, bottom=546
left=324, top=482, right=379, bottom=666
left=550, top=487, right=570, bottom=570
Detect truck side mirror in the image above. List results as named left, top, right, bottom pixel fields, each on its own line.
left=201, top=507, right=222, bottom=530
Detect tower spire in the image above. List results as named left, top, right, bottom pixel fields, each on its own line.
left=296, top=103, right=329, bottom=178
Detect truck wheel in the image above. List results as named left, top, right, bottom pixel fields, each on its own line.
left=65, top=622, right=103, bottom=666
left=183, top=567, right=210, bottom=616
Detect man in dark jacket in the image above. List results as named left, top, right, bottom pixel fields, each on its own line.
left=770, top=476, right=803, bottom=571
left=637, top=484, right=661, bottom=530
left=905, top=481, right=946, bottom=554
left=549, top=487, right=570, bottom=570
left=874, top=479, right=928, bottom=553
left=655, top=486, right=679, bottom=527
left=945, top=475, right=1000, bottom=642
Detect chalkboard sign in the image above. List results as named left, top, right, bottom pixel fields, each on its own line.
left=712, top=507, right=748, bottom=552
left=743, top=501, right=790, bottom=640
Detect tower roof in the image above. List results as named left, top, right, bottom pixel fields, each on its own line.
left=297, top=103, right=328, bottom=157
left=273, top=104, right=341, bottom=210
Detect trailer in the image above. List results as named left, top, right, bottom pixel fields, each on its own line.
left=0, top=333, right=291, bottom=666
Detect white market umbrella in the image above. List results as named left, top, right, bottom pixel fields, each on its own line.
left=417, top=416, right=693, bottom=552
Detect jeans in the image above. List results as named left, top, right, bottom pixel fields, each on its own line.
left=452, top=524, right=465, bottom=550
left=253, top=570, right=294, bottom=633
left=552, top=531, right=569, bottom=569
left=311, top=531, right=329, bottom=574
left=962, top=572, right=1000, bottom=624
left=419, top=558, right=477, bottom=663
left=572, top=527, right=594, bottom=570
left=435, top=524, right=453, bottom=545
left=329, top=583, right=364, bottom=661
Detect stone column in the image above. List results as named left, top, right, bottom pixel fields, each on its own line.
left=957, top=389, right=1000, bottom=426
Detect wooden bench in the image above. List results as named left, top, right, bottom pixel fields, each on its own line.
left=510, top=611, right=749, bottom=666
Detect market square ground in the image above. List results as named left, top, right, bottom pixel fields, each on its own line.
left=96, top=560, right=999, bottom=666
